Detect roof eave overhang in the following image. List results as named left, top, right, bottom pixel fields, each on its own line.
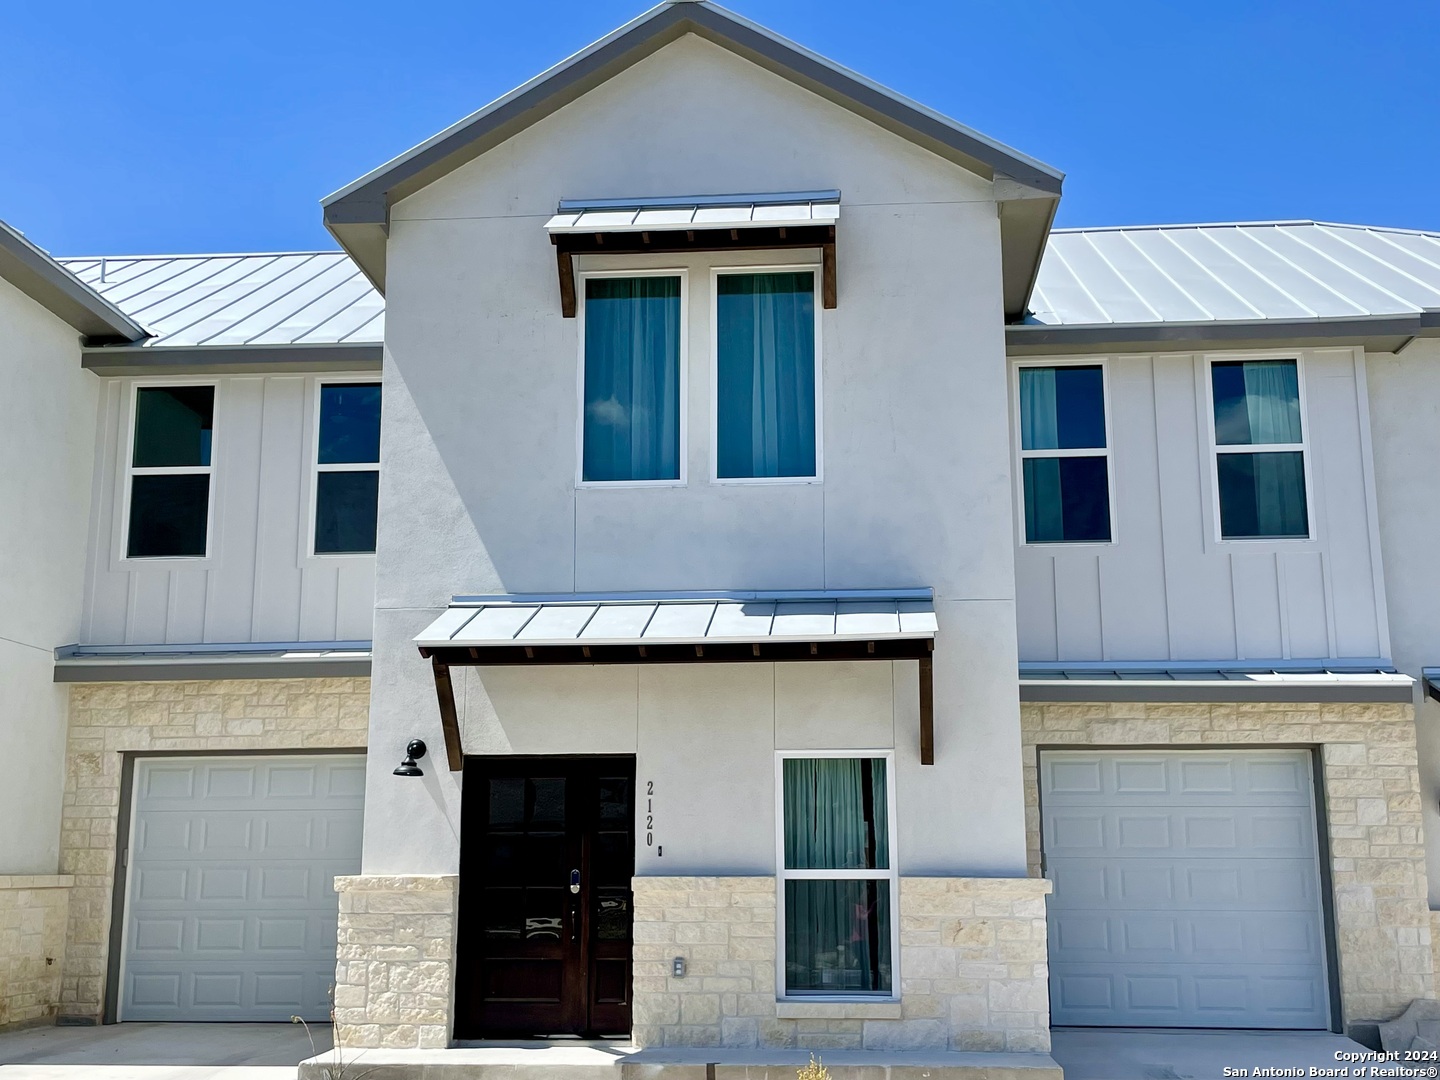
left=1007, top=312, right=1440, bottom=357
left=322, top=2, right=1062, bottom=304
left=0, top=222, right=148, bottom=344
left=1020, top=679, right=1413, bottom=704
left=80, top=342, right=383, bottom=376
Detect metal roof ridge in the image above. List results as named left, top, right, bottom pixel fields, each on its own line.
left=449, top=588, right=935, bottom=605
left=1052, top=220, right=1440, bottom=238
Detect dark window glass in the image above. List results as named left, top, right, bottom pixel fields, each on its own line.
left=1217, top=451, right=1309, bottom=539
left=1023, top=456, right=1111, bottom=543
left=314, top=471, right=379, bottom=554
left=1211, top=360, right=1302, bottom=446
left=782, top=758, right=888, bottom=870
left=784, top=880, right=891, bottom=995
left=127, top=475, right=211, bottom=558
left=133, top=387, right=214, bottom=467
left=318, top=383, right=382, bottom=464
left=1019, top=365, right=1105, bottom=450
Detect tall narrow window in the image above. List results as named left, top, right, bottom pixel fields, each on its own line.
left=314, top=382, right=381, bottom=554
left=582, top=275, right=682, bottom=483
left=1018, top=365, right=1111, bottom=543
left=126, top=385, right=214, bottom=558
left=780, top=757, right=894, bottom=996
left=716, top=271, right=818, bottom=480
left=1211, top=359, right=1308, bottom=539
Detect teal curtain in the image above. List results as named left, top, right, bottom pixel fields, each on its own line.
left=1242, top=361, right=1303, bottom=444
left=1019, top=367, right=1059, bottom=451
left=782, top=759, right=890, bottom=995
left=582, top=276, right=681, bottom=482
left=1023, top=458, right=1064, bottom=542
left=716, top=272, right=816, bottom=478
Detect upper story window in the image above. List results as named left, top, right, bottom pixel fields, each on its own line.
left=314, top=382, right=382, bottom=554
left=580, top=274, right=683, bottom=484
left=1209, top=359, right=1309, bottom=540
left=715, top=270, right=819, bottom=481
left=779, top=755, right=895, bottom=997
left=126, top=385, right=215, bottom=559
left=1017, top=364, right=1111, bottom=543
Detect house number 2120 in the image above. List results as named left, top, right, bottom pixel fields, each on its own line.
left=646, top=780, right=660, bottom=856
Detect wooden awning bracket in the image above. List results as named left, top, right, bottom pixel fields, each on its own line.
left=553, top=224, right=837, bottom=318
left=422, top=633, right=935, bottom=769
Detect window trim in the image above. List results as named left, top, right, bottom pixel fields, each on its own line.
left=119, top=378, right=220, bottom=564
left=307, top=375, right=382, bottom=558
left=1203, top=351, right=1315, bottom=544
left=1011, top=356, right=1116, bottom=547
left=774, top=750, right=900, bottom=1003
left=574, top=267, right=690, bottom=489
left=709, top=263, right=824, bottom=485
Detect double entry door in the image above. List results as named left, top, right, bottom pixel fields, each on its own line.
left=455, top=756, right=635, bottom=1038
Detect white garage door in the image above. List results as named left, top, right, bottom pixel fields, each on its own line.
left=1042, top=749, right=1330, bottom=1029
left=119, top=755, right=365, bottom=1021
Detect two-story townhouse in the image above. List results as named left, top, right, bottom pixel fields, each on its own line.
left=3, top=1, right=1440, bottom=1074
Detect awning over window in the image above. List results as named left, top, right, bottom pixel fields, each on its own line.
left=545, top=191, right=840, bottom=316
left=415, top=590, right=937, bottom=770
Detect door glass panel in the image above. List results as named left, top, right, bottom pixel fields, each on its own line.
left=598, top=778, right=631, bottom=821
left=489, top=778, right=525, bottom=826
left=531, top=778, right=566, bottom=825
left=525, top=888, right=565, bottom=940
left=593, top=833, right=633, bottom=886
left=595, top=888, right=631, bottom=941
left=483, top=887, right=523, bottom=938
left=522, top=835, right=566, bottom=884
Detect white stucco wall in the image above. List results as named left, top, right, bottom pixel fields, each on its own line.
left=1365, top=339, right=1440, bottom=903
left=1015, top=347, right=1389, bottom=664
left=365, top=34, right=1026, bottom=878
left=0, top=277, right=95, bottom=874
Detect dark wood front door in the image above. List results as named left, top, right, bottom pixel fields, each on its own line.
left=455, top=756, right=635, bottom=1038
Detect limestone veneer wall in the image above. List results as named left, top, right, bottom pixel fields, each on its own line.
left=632, top=876, right=1051, bottom=1053
left=1020, top=700, right=1433, bottom=1026
left=58, top=677, right=369, bottom=1020
left=0, top=876, right=72, bottom=1029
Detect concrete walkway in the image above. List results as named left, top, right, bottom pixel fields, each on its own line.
left=1050, top=1028, right=1375, bottom=1080
left=0, top=1022, right=330, bottom=1080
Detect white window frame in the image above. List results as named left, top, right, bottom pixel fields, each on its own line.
left=1011, top=357, right=1116, bottom=546
left=574, top=267, right=689, bottom=489
left=120, top=378, right=220, bottom=563
left=774, top=750, right=900, bottom=1002
left=1203, top=351, right=1315, bottom=544
left=710, top=263, right=823, bottom=485
left=308, top=376, right=382, bottom=558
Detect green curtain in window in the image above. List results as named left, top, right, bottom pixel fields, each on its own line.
left=716, top=272, right=816, bottom=478
left=583, top=277, right=681, bottom=481
left=1242, top=360, right=1302, bottom=444
left=1018, top=367, right=1059, bottom=451
left=783, top=758, right=887, bottom=870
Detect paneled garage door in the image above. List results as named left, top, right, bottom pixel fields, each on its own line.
left=1042, top=749, right=1330, bottom=1029
left=119, top=755, right=365, bottom=1021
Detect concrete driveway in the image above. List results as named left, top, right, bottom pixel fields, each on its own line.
left=1051, top=1028, right=1376, bottom=1080
left=0, top=1022, right=330, bottom=1080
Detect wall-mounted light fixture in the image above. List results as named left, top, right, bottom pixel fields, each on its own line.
left=393, top=739, right=427, bottom=777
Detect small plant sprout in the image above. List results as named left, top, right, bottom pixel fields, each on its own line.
left=797, top=1053, right=831, bottom=1080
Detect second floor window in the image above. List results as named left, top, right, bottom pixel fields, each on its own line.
left=1210, top=359, right=1308, bottom=540
left=715, top=270, right=818, bottom=480
left=126, top=385, right=214, bottom=558
left=314, top=383, right=381, bottom=554
left=1018, top=364, right=1111, bottom=543
left=581, top=274, right=683, bottom=483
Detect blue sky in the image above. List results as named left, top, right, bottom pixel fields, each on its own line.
left=5, top=0, right=1437, bottom=256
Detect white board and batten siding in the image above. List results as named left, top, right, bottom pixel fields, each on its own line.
left=1042, top=749, right=1331, bottom=1029
left=83, top=374, right=376, bottom=645
left=119, top=754, right=365, bottom=1021
left=1015, top=348, right=1389, bottom=664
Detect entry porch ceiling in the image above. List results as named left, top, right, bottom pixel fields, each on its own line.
left=415, top=589, right=938, bottom=770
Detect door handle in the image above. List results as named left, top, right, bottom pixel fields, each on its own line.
left=569, top=869, right=581, bottom=895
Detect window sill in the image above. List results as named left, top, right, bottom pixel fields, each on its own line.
left=775, top=1000, right=902, bottom=1020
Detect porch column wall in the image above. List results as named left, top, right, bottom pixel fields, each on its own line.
left=631, top=874, right=1051, bottom=1052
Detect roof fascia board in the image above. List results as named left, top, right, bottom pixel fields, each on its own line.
left=0, top=222, right=148, bottom=343
left=1020, top=681, right=1412, bottom=704
left=322, top=3, right=1062, bottom=223
left=1007, top=313, right=1434, bottom=356
left=81, top=342, right=382, bottom=376
left=54, top=657, right=372, bottom=682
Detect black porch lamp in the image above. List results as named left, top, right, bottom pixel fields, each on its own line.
left=393, top=739, right=427, bottom=777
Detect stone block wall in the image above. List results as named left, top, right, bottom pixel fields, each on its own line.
left=332, top=875, right=459, bottom=1050
left=631, top=875, right=1051, bottom=1053
left=0, top=876, right=72, bottom=1029
left=1021, top=699, right=1433, bottom=1026
left=58, top=677, right=369, bottom=1020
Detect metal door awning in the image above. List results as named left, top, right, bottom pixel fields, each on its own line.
left=544, top=191, right=840, bottom=316
left=416, top=589, right=937, bottom=770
